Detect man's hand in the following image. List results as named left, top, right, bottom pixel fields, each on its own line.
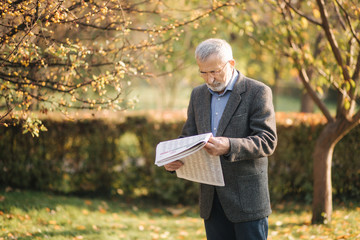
left=204, top=136, right=230, bottom=156
left=164, top=160, right=184, bottom=171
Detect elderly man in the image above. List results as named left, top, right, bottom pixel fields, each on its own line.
left=164, top=38, right=277, bottom=240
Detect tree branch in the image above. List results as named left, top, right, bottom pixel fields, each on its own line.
left=299, top=67, right=334, bottom=122
left=316, top=0, right=351, bottom=82
left=332, top=0, right=347, bottom=31
left=353, top=109, right=360, bottom=124
left=0, top=106, right=14, bottom=122
left=353, top=50, right=360, bottom=82
left=335, top=0, right=360, bottom=45
left=278, top=0, right=333, bottom=122
left=284, top=0, right=322, bottom=26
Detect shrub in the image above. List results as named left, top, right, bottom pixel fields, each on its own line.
left=0, top=111, right=359, bottom=204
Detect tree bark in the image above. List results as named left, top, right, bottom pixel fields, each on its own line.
left=311, top=126, right=335, bottom=224
left=311, top=119, right=352, bottom=224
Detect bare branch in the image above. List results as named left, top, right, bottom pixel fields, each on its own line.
left=284, top=0, right=322, bottom=26
left=335, top=0, right=360, bottom=45
left=353, top=50, right=360, bottom=82
left=316, top=0, right=351, bottom=82
left=0, top=106, right=14, bottom=122
left=299, top=68, right=334, bottom=122
left=332, top=0, right=347, bottom=30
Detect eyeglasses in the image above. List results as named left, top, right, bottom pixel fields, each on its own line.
left=199, top=61, right=229, bottom=77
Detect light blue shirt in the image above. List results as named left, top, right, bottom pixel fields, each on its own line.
left=208, top=70, right=239, bottom=136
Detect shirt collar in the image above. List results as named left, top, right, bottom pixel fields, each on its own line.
left=208, top=70, right=239, bottom=96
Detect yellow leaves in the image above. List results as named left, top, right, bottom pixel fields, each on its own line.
left=344, top=98, right=350, bottom=110
left=25, top=15, right=31, bottom=23
left=313, top=9, right=321, bottom=19
left=22, top=117, right=47, bottom=137
left=316, top=86, right=324, bottom=96
left=301, top=18, right=308, bottom=29
left=133, top=187, right=149, bottom=197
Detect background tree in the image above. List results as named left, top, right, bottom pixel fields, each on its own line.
left=222, top=0, right=360, bottom=224
left=0, top=0, right=237, bottom=135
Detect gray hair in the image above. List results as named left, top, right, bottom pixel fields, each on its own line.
left=195, top=38, right=233, bottom=62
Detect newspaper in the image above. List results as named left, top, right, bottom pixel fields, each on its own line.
left=155, top=133, right=225, bottom=186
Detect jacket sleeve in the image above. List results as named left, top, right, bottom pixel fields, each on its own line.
left=226, top=85, right=277, bottom=162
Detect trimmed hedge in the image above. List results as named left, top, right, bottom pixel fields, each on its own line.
left=0, top=111, right=359, bottom=204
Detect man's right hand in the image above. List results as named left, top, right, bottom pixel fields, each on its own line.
left=164, top=160, right=184, bottom=171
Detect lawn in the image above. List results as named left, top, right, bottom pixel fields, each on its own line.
left=0, top=190, right=359, bottom=240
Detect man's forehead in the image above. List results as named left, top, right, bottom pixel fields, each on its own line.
left=197, top=55, right=224, bottom=66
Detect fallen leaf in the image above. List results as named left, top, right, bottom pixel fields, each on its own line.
left=76, top=225, right=86, bottom=230
left=166, top=207, right=188, bottom=216
left=151, top=208, right=164, bottom=214
left=337, top=235, right=352, bottom=239
left=98, top=207, right=107, bottom=214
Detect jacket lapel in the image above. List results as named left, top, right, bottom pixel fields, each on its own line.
left=216, top=72, right=246, bottom=136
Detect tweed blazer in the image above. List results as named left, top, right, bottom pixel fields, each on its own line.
left=181, top=71, right=277, bottom=223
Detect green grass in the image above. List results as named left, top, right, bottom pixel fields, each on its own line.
left=1, top=190, right=359, bottom=240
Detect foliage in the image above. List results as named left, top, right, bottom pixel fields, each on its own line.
left=222, top=0, right=360, bottom=223
left=0, top=190, right=359, bottom=240
left=0, top=0, right=239, bottom=134
left=241, top=0, right=360, bottom=118
left=0, top=111, right=359, bottom=205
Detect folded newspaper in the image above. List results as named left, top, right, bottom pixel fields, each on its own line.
left=155, top=133, right=225, bottom=186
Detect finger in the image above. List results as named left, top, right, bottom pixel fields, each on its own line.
left=205, top=139, right=216, bottom=147
left=164, top=161, right=183, bottom=171
left=207, top=136, right=216, bottom=143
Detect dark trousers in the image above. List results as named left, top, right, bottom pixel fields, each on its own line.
left=204, top=192, right=268, bottom=240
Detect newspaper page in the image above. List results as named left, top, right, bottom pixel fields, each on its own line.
left=176, top=149, right=225, bottom=186
left=155, top=133, right=212, bottom=167
left=155, top=133, right=225, bottom=186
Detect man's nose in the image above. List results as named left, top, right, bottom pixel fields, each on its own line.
left=206, top=75, right=215, bottom=84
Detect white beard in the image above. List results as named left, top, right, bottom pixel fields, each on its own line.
left=206, top=74, right=232, bottom=93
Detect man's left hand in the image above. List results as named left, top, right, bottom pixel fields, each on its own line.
left=204, top=136, right=230, bottom=156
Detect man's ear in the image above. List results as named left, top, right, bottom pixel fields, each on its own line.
left=229, top=59, right=235, bottom=67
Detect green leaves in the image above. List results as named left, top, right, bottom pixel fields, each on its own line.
left=22, top=117, right=47, bottom=137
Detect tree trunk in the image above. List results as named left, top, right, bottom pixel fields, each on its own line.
left=311, top=121, right=343, bottom=224
left=300, top=91, right=315, bottom=113
left=272, top=65, right=280, bottom=111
